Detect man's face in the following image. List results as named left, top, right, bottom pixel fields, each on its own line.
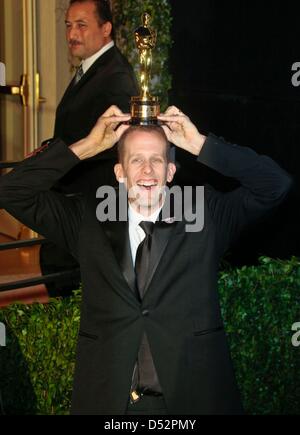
left=65, top=1, right=111, bottom=60
left=114, top=131, right=176, bottom=214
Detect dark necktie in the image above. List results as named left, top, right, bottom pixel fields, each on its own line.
left=74, top=65, right=84, bottom=85
left=131, top=221, right=162, bottom=400
left=135, top=221, right=154, bottom=298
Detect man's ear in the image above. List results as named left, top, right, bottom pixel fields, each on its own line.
left=114, top=163, right=124, bottom=183
left=167, top=163, right=176, bottom=183
left=102, top=21, right=112, bottom=38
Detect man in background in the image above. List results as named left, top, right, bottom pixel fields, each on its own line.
left=41, top=0, right=138, bottom=293
left=54, top=0, right=138, bottom=192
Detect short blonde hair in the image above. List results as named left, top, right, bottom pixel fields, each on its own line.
left=117, top=125, right=171, bottom=163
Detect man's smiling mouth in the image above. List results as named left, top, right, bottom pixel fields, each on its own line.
left=136, top=180, right=158, bottom=191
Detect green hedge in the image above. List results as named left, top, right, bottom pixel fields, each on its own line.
left=0, top=258, right=299, bottom=415
left=220, top=257, right=300, bottom=415
left=0, top=291, right=81, bottom=415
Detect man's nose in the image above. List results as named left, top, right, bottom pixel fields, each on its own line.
left=142, top=162, right=153, bottom=174
left=67, top=25, right=78, bottom=40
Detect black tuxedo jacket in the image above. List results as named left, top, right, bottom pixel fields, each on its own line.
left=0, top=135, right=292, bottom=415
left=54, top=45, right=139, bottom=193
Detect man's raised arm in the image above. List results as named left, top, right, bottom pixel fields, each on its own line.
left=0, top=107, right=130, bottom=257
left=159, top=107, right=293, bottom=255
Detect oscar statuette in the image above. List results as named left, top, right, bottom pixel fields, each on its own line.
left=130, top=13, right=160, bottom=125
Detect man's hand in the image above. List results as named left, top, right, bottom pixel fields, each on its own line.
left=158, top=106, right=206, bottom=156
left=70, top=106, right=130, bottom=160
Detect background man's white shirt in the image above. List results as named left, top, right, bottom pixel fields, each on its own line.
left=81, top=41, right=115, bottom=74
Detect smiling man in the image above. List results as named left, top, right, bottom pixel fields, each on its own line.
left=0, top=106, right=292, bottom=415
left=114, top=126, right=176, bottom=217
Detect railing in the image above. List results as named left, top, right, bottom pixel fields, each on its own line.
left=0, top=238, right=46, bottom=251
left=0, top=161, right=20, bottom=170
left=0, top=236, right=80, bottom=293
left=0, top=269, right=80, bottom=293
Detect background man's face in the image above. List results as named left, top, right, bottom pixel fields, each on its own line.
left=114, top=131, right=176, bottom=213
left=65, top=1, right=110, bottom=60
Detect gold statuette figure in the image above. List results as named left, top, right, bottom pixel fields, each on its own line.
left=131, top=13, right=160, bottom=125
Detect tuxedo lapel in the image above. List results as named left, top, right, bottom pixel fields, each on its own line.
left=144, top=220, right=178, bottom=294
left=58, top=47, right=115, bottom=108
left=101, top=220, right=136, bottom=295
left=57, top=77, right=77, bottom=108
left=143, top=195, right=181, bottom=295
left=60, top=64, right=97, bottom=104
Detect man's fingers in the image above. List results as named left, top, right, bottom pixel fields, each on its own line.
left=159, top=118, right=186, bottom=134
left=102, top=115, right=131, bottom=127
left=115, top=123, right=130, bottom=139
left=93, top=113, right=129, bottom=131
left=161, top=124, right=172, bottom=140
left=162, top=105, right=183, bottom=116
left=103, top=121, right=130, bottom=143
left=101, top=105, right=124, bottom=117
left=158, top=114, right=186, bottom=123
left=159, top=116, right=190, bottom=135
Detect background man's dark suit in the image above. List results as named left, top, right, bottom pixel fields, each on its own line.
left=54, top=45, right=139, bottom=192
left=55, top=45, right=138, bottom=146
left=0, top=134, right=291, bottom=414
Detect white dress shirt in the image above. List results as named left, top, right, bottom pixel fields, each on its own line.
left=81, top=41, right=115, bottom=75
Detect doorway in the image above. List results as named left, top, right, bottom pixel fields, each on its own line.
left=0, top=0, right=71, bottom=162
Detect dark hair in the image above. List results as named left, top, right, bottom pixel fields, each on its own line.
left=118, top=125, right=171, bottom=164
left=69, top=0, right=115, bottom=39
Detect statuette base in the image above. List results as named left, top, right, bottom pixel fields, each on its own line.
left=130, top=96, right=160, bottom=125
